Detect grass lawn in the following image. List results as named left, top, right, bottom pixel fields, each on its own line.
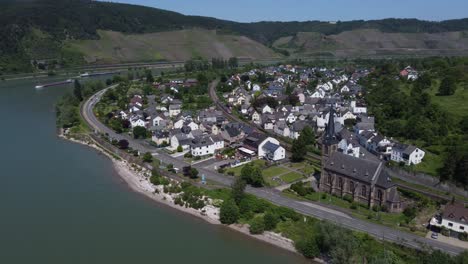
left=301, top=165, right=320, bottom=175
left=280, top=172, right=304, bottom=183
left=412, top=151, right=443, bottom=176
left=288, top=161, right=308, bottom=169
left=263, top=166, right=290, bottom=178
left=430, top=83, right=468, bottom=120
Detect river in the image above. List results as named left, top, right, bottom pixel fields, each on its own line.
left=0, top=77, right=308, bottom=263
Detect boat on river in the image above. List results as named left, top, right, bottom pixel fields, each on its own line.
left=34, top=79, right=73, bottom=89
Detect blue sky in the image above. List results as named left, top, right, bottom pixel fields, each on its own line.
left=105, top=0, right=468, bottom=22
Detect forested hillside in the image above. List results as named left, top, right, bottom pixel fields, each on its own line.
left=361, top=57, right=468, bottom=186
left=2, top=0, right=468, bottom=73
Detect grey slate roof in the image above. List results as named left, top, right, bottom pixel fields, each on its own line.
left=324, top=152, right=394, bottom=188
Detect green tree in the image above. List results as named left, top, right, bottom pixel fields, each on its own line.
left=220, top=199, right=240, bottom=225
left=250, top=166, right=265, bottom=187
left=73, top=79, right=83, bottom=101
left=438, top=77, right=456, bottom=96
left=291, top=138, right=307, bottom=162
left=146, top=70, right=154, bottom=83
left=177, top=145, right=183, bottom=152
left=241, top=163, right=254, bottom=182
left=263, top=211, right=279, bottom=231
left=249, top=216, right=265, bottom=234
left=190, top=168, right=199, bottom=179
left=231, top=176, right=246, bottom=205
left=109, top=118, right=123, bottom=133
left=285, top=82, right=293, bottom=94
left=133, top=126, right=147, bottom=139
left=299, top=125, right=315, bottom=145
left=142, top=152, right=153, bottom=163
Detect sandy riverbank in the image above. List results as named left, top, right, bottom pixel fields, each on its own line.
left=59, top=133, right=302, bottom=256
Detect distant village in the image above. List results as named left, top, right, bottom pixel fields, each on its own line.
left=92, top=60, right=468, bottom=243
left=116, top=64, right=425, bottom=168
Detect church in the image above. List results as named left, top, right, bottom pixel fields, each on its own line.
left=318, top=107, right=403, bottom=213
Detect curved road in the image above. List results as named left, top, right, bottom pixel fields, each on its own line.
left=81, top=84, right=466, bottom=256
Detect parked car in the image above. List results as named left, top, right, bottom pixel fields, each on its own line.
left=431, top=232, right=438, bottom=239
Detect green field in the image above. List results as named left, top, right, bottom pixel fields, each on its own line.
left=431, top=84, right=468, bottom=120
left=69, top=29, right=280, bottom=64
left=279, top=172, right=304, bottom=183
left=225, top=160, right=307, bottom=187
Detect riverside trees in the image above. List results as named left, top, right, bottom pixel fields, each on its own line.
left=240, top=163, right=264, bottom=187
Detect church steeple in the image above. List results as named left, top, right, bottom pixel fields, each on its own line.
left=321, top=105, right=339, bottom=159
left=323, top=106, right=338, bottom=146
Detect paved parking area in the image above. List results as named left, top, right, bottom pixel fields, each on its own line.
left=426, top=232, right=468, bottom=249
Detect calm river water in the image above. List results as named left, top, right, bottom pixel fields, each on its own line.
left=0, top=77, right=309, bottom=263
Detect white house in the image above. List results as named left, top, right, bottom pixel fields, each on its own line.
left=251, top=111, right=261, bottom=124
left=190, top=136, right=215, bottom=157
left=119, top=111, right=128, bottom=120
left=286, top=113, right=297, bottom=124
left=169, top=104, right=181, bottom=117
left=273, top=121, right=291, bottom=138
left=351, top=101, right=367, bottom=114
left=311, top=89, right=325, bottom=98
left=259, top=137, right=286, bottom=161
left=430, top=203, right=468, bottom=235
left=341, top=110, right=356, bottom=121
left=341, top=85, right=350, bottom=93
left=190, top=135, right=224, bottom=157
left=186, top=121, right=199, bottom=131
left=130, top=116, right=146, bottom=128
left=391, top=143, right=425, bottom=165
left=252, top=84, right=262, bottom=92
left=170, top=133, right=193, bottom=150
left=173, top=119, right=185, bottom=129
left=262, top=105, right=273, bottom=114
left=151, top=130, right=170, bottom=145
left=152, top=115, right=166, bottom=127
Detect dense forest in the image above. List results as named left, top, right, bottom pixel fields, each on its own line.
left=2, top=0, right=468, bottom=73
left=361, top=57, right=468, bottom=187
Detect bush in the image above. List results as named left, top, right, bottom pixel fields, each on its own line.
left=296, top=236, right=320, bottom=259
left=290, top=182, right=314, bottom=197
left=150, top=175, right=161, bottom=185
left=350, top=202, right=358, bottom=210
left=220, top=199, right=240, bottom=225
left=177, top=145, right=183, bottom=152
left=441, top=227, right=450, bottom=236
left=249, top=216, right=265, bottom=235
left=403, top=206, right=417, bottom=220
left=343, top=194, right=353, bottom=203
left=372, top=205, right=382, bottom=212
left=227, top=171, right=235, bottom=176
left=142, top=152, right=153, bottom=163
left=459, top=232, right=468, bottom=241
left=184, top=152, right=192, bottom=158
left=263, top=211, right=280, bottom=231
left=274, top=206, right=301, bottom=222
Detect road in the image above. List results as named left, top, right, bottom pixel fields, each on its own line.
left=81, top=84, right=466, bottom=256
